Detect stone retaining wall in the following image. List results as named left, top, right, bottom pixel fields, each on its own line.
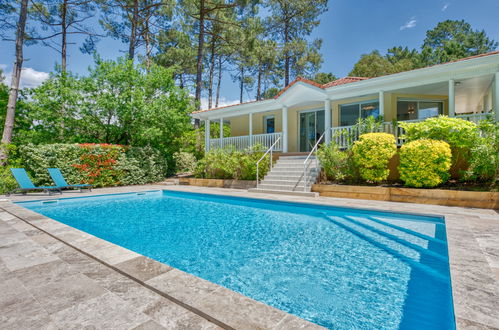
left=312, top=184, right=499, bottom=209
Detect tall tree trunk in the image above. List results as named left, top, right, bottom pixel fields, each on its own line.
left=61, top=0, right=67, bottom=72
left=207, top=36, right=216, bottom=109
left=1, top=0, right=28, bottom=163
left=194, top=0, right=205, bottom=118
left=239, top=66, right=244, bottom=103
left=59, top=0, right=68, bottom=141
left=215, top=56, right=222, bottom=108
left=144, top=5, right=152, bottom=70
left=284, top=20, right=290, bottom=86
left=128, top=0, right=139, bottom=60
left=256, top=64, right=262, bottom=100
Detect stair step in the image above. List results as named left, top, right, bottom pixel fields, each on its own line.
left=257, top=183, right=312, bottom=192
left=276, top=159, right=316, bottom=164
left=248, top=188, right=318, bottom=197
left=260, top=180, right=310, bottom=187
left=278, top=156, right=315, bottom=160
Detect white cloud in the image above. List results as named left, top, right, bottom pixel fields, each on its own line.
left=400, top=17, right=417, bottom=31
left=442, top=3, right=449, bottom=11
left=1, top=65, right=49, bottom=88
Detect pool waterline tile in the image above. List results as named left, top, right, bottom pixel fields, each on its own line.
left=2, top=184, right=499, bottom=329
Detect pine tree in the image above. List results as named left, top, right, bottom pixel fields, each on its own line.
left=266, top=0, right=328, bottom=86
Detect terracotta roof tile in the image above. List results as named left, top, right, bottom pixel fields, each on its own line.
left=322, top=76, right=370, bottom=88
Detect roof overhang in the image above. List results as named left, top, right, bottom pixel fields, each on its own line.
left=192, top=52, right=499, bottom=120
left=324, top=53, right=499, bottom=100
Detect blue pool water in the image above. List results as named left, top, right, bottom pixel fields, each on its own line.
left=19, top=190, right=455, bottom=329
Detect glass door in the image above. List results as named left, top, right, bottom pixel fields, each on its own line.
left=299, top=110, right=325, bottom=152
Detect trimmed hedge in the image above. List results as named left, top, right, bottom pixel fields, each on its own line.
left=399, top=139, right=452, bottom=188
left=18, top=143, right=167, bottom=188
left=352, top=133, right=397, bottom=183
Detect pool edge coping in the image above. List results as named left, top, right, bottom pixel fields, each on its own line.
left=2, top=185, right=499, bottom=329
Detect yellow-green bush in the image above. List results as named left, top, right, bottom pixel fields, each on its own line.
left=399, top=139, right=452, bottom=188
left=352, top=133, right=396, bottom=183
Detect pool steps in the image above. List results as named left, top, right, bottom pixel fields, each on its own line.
left=321, top=213, right=449, bottom=282
left=250, top=155, right=320, bottom=196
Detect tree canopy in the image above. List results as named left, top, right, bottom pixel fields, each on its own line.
left=349, top=20, right=497, bottom=78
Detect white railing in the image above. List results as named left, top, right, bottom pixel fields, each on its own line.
left=256, top=136, right=282, bottom=188
left=455, top=113, right=490, bottom=123
left=330, top=114, right=494, bottom=149
left=209, top=132, right=282, bottom=151
left=302, top=131, right=326, bottom=191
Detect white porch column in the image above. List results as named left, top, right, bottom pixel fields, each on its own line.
left=282, top=106, right=288, bottom=153
left=324, top=99, right=331, bottom=145
left=379, top=91, right=385, bottom=119
left=495, top=72, right=499, bottom=122
left=219, top=118, right=223, bottom=147
left=204, top=119, right=210, bottom=152
left=248, top=113, right=253, bottom=147
left=448, top=79, right=455, bottom=117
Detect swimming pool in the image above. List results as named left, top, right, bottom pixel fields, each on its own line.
left=19, top=190, right=455, bottom=329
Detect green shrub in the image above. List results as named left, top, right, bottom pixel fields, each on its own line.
left=195, top=145, right=269, bottom=180
left=18, top=143, right=167, bottom=188
left=400, top=116, right=479, bottom=150
left=463, top=119, right=498, bottom=183
left=116, top=146, right=168, bottom=185
left=399, top=139, right=452, bottom=188
left=195, top=148, right=239, bottom=179
left=173, top=151, right=197, bottom=174
left=0, top=144, right=24, bottom=194
left=352, top=133, right=397, bottom=183
left=317, top=142, right=349, bottom=181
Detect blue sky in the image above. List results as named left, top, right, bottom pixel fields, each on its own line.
left=1, top=0, right=498, bottom=108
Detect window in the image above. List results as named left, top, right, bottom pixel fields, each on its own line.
left=397, top=100, right=443, bottom=121
left=340, top=100, right=379, bottom=126
left=264, top=116, right=275, bottom=133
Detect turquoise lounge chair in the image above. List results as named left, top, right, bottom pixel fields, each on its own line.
left=48, top=168, right=92, bottom=192
left=7, top=168, right=62, bottom=196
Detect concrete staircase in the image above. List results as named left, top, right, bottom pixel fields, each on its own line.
left=249, top=155, right=320, bottom=197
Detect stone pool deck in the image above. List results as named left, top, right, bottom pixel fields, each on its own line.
left=1, top=184, right=498, bottom=329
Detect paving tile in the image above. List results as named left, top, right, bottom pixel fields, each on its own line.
left=0, top=228, right=30, bottom=247
left=71, top=236, right=115, bottom=252
left=0, top=278, right=53, bottom=329
left=114, top=256, right=173, bottom=282
left=144, top=297, right=221, bottom=330
left=29, top=218, right=68, bottom=231
left=51, top=244, right=97, bottom=271
left=455, top=317, right=496, bottom=330
left=132, top=320, right=167, bottom=330
left=91, top=244, right=141, bottom=265
left=30, top=233, right=65, bottom=253
left=0, top=240, right=59, bottom=271
left=192, top=285, right=286, bottom=330
left=49, top=292, right=151, bottom=330
left=29, top=274, right=108, bottom=314
left=273, top=314, right=325, bottom=329
left=456, top=284, right=499, bottom=329
left=13, top=259, right=80, bottom=290
left=103, top=275, right=163, bottom=312
left=146, top=269, right=220, bottom=306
